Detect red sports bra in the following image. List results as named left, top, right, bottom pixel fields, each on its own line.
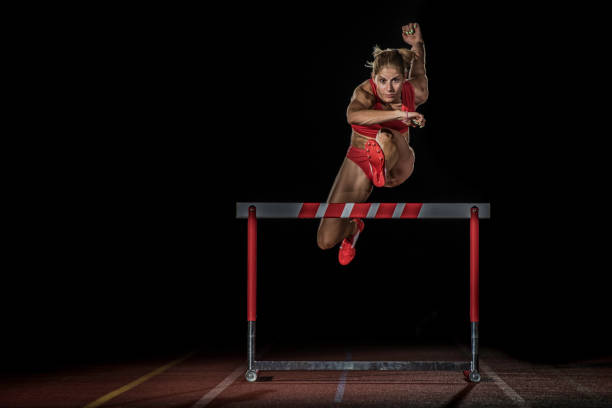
left=350, top=79, right=416, bottom=138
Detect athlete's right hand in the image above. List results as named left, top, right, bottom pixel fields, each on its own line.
left=401, top=111, right=426, bottom=128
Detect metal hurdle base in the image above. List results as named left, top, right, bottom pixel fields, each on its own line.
left=245, top=361, right=474, bottom=382
left=245, top=358, right=480, bottom=383
left=244, top=321, right=481, bottom=383
left=253, top=361, right=470, bottom=371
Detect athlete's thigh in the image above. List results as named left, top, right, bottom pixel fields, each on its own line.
left=319, top=157, right=372, bottom=236
left=387, top=132, right=415, bottom=181
left=326, top=157, right=373, bottom=202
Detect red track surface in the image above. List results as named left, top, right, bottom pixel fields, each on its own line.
left=1, top=345, right=610, bottom=407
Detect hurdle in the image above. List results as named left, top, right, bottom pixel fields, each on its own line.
left=236, top=202, right=490, bottom=383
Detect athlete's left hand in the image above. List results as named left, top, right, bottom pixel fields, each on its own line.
left=402, top=111, right=426, bottom=128
left=401, top=23, right=423, bottom=47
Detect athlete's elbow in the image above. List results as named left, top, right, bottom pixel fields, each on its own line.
left=347, top=111, right=364, bottom=125
left=347, top=112, right=357, bottom=125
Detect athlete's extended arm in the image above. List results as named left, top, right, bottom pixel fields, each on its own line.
left=402, top=23, right=428, bottom=106
left=346, top=85, right=424, bottom=126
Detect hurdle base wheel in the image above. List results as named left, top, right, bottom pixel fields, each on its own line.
left=245, top=369, right=258, bottom=382
left=463, top=369, right=481, bottom=383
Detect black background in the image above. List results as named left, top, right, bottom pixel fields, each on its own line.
left=4, top=3, right=610, bottom=372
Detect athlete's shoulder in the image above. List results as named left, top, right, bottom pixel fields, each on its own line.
left=352, top=79, right=376, bottom=101
left=357, top=79, right=374, bottom=95
left=348, top=79, right=376, bottom=110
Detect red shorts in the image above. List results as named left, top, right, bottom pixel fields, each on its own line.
left=346, top=145, right=373, bottom=181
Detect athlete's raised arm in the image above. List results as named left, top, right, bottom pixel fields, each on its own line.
left=402, top=23, right=428, bottom=107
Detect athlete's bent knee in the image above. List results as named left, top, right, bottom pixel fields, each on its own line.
left=317, top=237, right=336, bottom=250
left=317, top=232, right=337, bottom=250
left=387, top=164, right=415, bottom=187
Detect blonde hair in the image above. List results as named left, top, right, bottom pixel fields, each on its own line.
left=365, top=45, right=415, bottom=77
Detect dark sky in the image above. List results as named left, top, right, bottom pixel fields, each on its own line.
left=5, top=3, right=610, bottom=370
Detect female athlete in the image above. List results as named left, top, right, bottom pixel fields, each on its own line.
left=317, top=22, right=429, bottom=265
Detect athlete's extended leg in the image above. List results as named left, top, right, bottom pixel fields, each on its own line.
left=317, top=157, right=372, bottom=251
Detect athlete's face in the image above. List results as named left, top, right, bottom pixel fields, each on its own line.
left=373, top=66, right=404, bottom=104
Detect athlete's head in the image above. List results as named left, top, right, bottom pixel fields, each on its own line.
left=366, top=46, right=415, bottom=103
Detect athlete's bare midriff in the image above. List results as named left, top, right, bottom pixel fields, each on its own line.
left=350, top=129, right=410, bottom=149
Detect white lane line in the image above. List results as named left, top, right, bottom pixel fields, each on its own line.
left=191, top=364, right=246, bottom=408
left=531, top=360, right=600, bottom=400
left=564, top=375, right=598, bottom=398
left=456, top=344, right=530, bottom=407
left=479, top=360, right=531, bottom=407
left=190, top=345, right=271, bottom=408
left=497, top=349, right=601, bottom=401
left=334, top=352, right=352, bottom=403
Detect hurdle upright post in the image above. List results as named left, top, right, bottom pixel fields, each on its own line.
left=246, top=206, right=258, bottom=382
left=468, top=206, right=481, bottom=382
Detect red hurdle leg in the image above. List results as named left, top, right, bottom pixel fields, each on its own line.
left=248, top=206, right=257, bottom=322
left=470, top=206, right=479, bottom=324
left=246, top=206, right=258, bottom=381
left=466, top=206, right=481, bottom=382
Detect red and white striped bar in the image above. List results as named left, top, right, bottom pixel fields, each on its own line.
left=236, top=203, right=490, bottom=219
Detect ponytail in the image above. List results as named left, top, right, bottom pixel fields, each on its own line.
left=365, top=45, right=414, bottom=77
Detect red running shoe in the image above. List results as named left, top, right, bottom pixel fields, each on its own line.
left=338, top=219, right=365, bottom=266
left=365, top=139, right=385, bottom=187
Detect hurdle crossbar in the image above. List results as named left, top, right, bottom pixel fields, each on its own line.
left=236, top=202, right=490, bottom=219
left=238, top=202, right=489, bottom=384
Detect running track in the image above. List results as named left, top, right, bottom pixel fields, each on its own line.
left=1, top=343, right=610, bottom=407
